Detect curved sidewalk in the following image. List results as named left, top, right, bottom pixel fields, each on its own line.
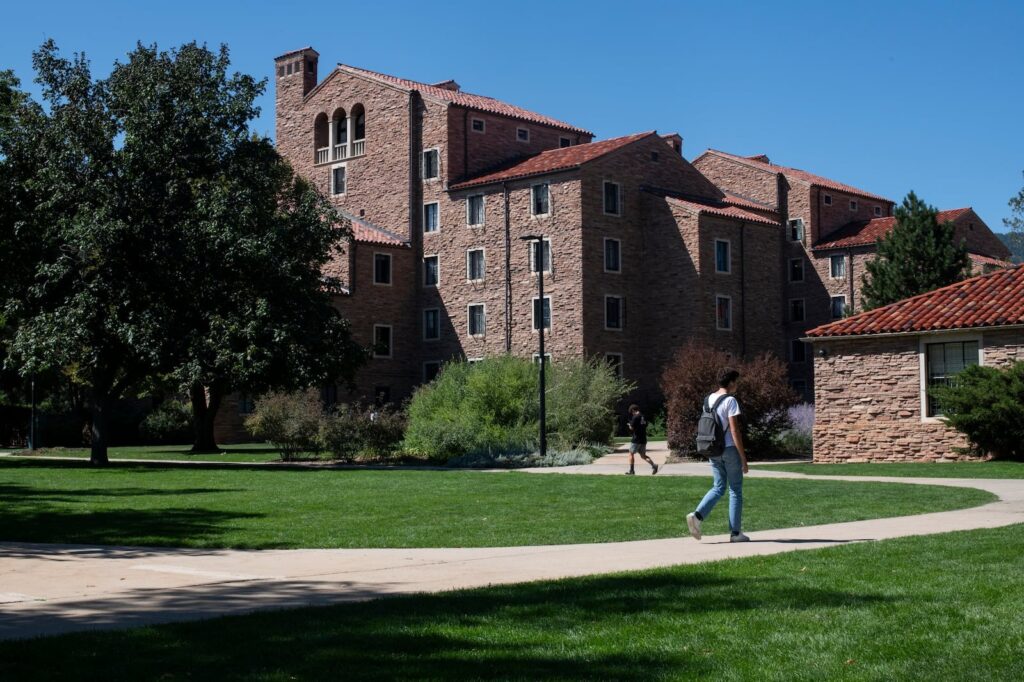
left=1, top=460, right=1022, bottom=640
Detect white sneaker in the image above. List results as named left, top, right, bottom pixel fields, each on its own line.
left=730, top=532, right=750, bottom=543
left=686, top=513, right=702, bottom=540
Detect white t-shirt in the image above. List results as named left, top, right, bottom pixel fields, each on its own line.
left=706, top=392, right=741, bottom=448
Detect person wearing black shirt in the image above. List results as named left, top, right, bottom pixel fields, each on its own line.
left=626, top=404, right=658, bottom=475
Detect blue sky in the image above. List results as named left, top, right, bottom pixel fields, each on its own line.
left=4, top=0, right=1023, bottom=231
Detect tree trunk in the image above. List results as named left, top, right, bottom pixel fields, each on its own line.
left=90, top=391, right=110, bottom=466
left=190, top=381, right=223, bottom=453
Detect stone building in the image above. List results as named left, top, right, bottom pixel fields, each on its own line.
left=806, top=265, right=1024, bottom=462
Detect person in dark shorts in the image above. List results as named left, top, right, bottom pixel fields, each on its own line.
left=626, top=404, right=658, bottom=475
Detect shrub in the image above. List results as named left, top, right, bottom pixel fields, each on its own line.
left=139, top=400, right=193, bottom=445
left=547, top=357, right=634, bottom=450
left=245, top=390, right=323, bottom=461
left=646, top=409, right=667, bottom=440
left=321, top=403, right=407, bottom=461
left=661, top=342, right=799, bottom=459
left=446, top=447, right=601, bottom=469
left=774, top=403, right=814, bottom=457
left=929, top=362, right=1024, bottom=460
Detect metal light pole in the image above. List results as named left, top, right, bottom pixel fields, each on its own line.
left=520, top=235, right=547, bottom=457
left=29, top=373, right=36, bottom=450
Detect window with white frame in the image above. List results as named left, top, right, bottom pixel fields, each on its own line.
left=529, top=239, right=552, bottom=274
left=716, top=295, right=732, bottom=331
left=830, top=295, right=846, bottom=319
left=467, top=194, right=485, bottom=226
left=516, top=127, right=530, bottom=142
left=373, top=253, right=392, bottom=285
left=925, top=340, right=980, bottom=417
left=466, top=248, right=485, bottom=281
left=830, top=254, right=847, bottom=279
left=874, top=205, right=883, bottom=217
left=790, top=258, right=805, bottom=282
left=423, top=202, right=439, bottom=233
left=823, top=194, right=832, bottom=206
left=422, top=149, right=439, bottom=180
left=533, top=296, right=551, bottom=331
left=559, top=136, right=571, bottom=148
left=468, top=304, right=486, bottom=337
left=373, top=324, right=392, bottom=358
left=331, top=165, right=346, bottom=195
left=605, top=353, right=623, bottom=378
left=604, top=238, right=621, bottom=273
left=467, top=357, right=483, bottom=364
left=791, top=339, right=807, bottom=363
left=531, top=183, right=550, bottom=216
left=789, top=298, right=805, bottom=323
left=788, top=218, right=805, bottom=242
left=471, top=118, right=485, bottom=133
left=423, top=361, right=442, bottom=383
left=532, top=353, right=552, bottom=364
left=423, top=255, right=439, bottom=287
left=603, top=181, right=621, bottom=215
left=715, top=239, right=731, bottom=274
left=605, top=296, right=624, bottom=330
left=423, top=308, right=440, bottom=340
left=849, top=199, right=858, bottom=211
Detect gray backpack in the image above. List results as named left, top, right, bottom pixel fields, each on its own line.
left=695, top=395, right=729, bottom=457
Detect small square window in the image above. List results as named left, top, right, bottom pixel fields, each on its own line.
left=790, top=258, right=805, bottom=282
left=791, top=339, right=807, bottom=363
left=715, top=239, right=731, bottom=274
left=849, top=199, right=858, bottom=211
left=423, top=308, right=440, bottom=341
left=823, top=194, right=832, bottom=206
left=830, top=255, right=847, bottom=279
left=331, top=166, right=346, bottom=195
left=529, top=239, right=551, bottom=273
left=605, top=296, right=624, bottom=330
left=533, top=353, right=552, bottom=365
left=468, top=304, right=486, bottom=337
left=830, top=296, right=847, bottom=319
left=603, top=181, right=621, bottom=215
left=423, top=361, right=442, bottom=383
left=423, top=255, right=439, bottom=287
left=788, top=218, right=804, bottom=242
left=467, top=248, right=485, bottom=281
left=716, top=295, right=732, bottom=331
left=531, top=183, right=550, bottom=216
left=605, top=353, right=623, bottom=379
left=650, top=151, right=660, bottom=162
left=373, top=325, right=392, bottom=358
left=422, top=149, right=439, bottom=180
left=604, top=238, right=621, bottom=273
left=789, top=299, right=805, bottom=323
left=559, top=136, right=572, bottom=148
left=286, top=63, right=293, bottom=75
left=467, top=195, right=485, bottom=226
left=471, top=118, right=485, bottom=133
left=874, top=205, right=882, bottom=217
left=533, top=296, right=551, bottom=331
left=516, top=127, right=530, bottom=142
left=423, top=202, right=439, bottom=233
left=373, top=253, right=392, bottom=285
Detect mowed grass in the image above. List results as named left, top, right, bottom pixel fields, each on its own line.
left=7, top=443, right=282, bottom=463
left=763, top=461, right=1024, bottom=479
left=3, top=524, right=1022, bottom=681
left=0, top=460, right=994, bottom=549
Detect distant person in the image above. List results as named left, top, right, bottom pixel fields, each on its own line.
left=687, top=368, right=749, bottom=542
left=626, top=404, right=658, bottom=476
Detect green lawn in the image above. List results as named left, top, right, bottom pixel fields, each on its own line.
left=763, top=461, right=1024, bottom=479
left=3, top=524, right=1021, bottom=680
left=6, top=443, right=283, bottom=463
left=0, top=460, right=994, bottom=549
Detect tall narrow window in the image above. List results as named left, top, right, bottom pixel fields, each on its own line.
left=423, top=361, right=442, bottom=383
left=926, top=341, right=979, bottom=417
left=789, top=298, right=806, bottom=323
left=830, top=296, right=847, bottom=319
left=715, top=239, right=731, bottom=274
left=533, top=296, right=551, bottom=330
left=605, top=353, right=623, bottom=378
left=823, top=194, right=833, bottom=206
left=467, top=248, right=485, bottom=281
left=830, top=255, right=847, bottom=279
left=790, top=258, right=805, bottom=282
left=373, top=325, right=392, bottom=358
left=716, top=295, right=732, bottom=331
left=373, top=253, right=392, bottom=285
left=874, top=205, right=883, bottom=217
left=849, top=199, right=858, bottom=211
left=605, top=296, right=624, bottom=330
left=468, top=304, right=486, bottom=337
left=422, top=149, right=439, bottom=180
left=467, top=195, right=485, bottom=226
left=604, top=238, right=621, bottom=273
left=603, top=181, right=621, bottom=215
left=423, top=308, right=440, bottom=340
left=531, top=183, right=550, bottom=216
left=791, top=339, right=807, bottom=363
left=331, top=166, right=346, bottom=195
left=423, top=255, right=439, bottom=287
left=423, top=202, right=439, bottom=233
left=529, top=239, right=552, bottom=273
left=788, top=218, right=804, bottom=242
left=354, top=109, right=366, bottom=140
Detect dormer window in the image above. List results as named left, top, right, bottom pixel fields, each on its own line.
left=849, top=199, right=858, bottom=211
left=559, top=136, right=572, bottom=148
left=516, top=127, right=530, bottom=142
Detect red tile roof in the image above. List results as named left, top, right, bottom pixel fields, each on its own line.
left=337, top=209, right=409, bottom=247
left=814, top=208, right=971, bottom=251
left=969, top=252, right=1016, bottom=269
left=701, top=150, right=892, bottom=203
left=807, top=264, right=1024, bottom=338
left=722, top=192, right=777, bottom=214
left=337, top=65, right=592, bottom=135
left=449, top=132, right=655, bottom=190
left=665, top=196, right=781, bottom=227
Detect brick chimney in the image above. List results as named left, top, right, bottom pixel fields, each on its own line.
left=274, top=47, right=319, bottom=142
left=661, top=132, right=683, bottom=155
left=430, top=79, right=461, bottom=92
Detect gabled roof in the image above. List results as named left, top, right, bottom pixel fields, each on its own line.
left=335, top=64, right=592, bottom=136
left=807, top=264, right=1024, bottom=338
left=449, top=132, right=655, bottom=190
left=698, top=150, right=892, bottom=203
left=814, top=208, right=972, bottom=251
left=722, top=192, right=778, bottom=214
left=664, top=196, right=781, bottom=227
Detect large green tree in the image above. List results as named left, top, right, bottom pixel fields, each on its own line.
left=860, top=191, right=971, bottom=310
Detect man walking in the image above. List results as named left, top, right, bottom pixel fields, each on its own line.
left=626, top=404, right=658, bottom=475
left=686, top=368, right=749, bottom=542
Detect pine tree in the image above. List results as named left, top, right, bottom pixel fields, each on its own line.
left=860, top=191, right=971, bottom=310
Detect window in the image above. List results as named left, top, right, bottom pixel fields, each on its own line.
left=321, top=384, right=339, bottom=410
left=353, top=108, right=366, bottom=140
left=789, top=298, right=805, bottom=323
left=792, top=380, right=807, bottom=395
left=715, top=239, right=731, bottom=274
left=605, top=296, right=624, bottom=330
left=423, top=255, right=439, bottom=287
left=830, top=254, right=847, bottom=279
left=788, top=218, right=805, bottom=242
left=791, top=339, right=807, bottom=363
left=533, top=296, right=551, bottom=331
left=423, top=308, right=440, bottom=341
left=604, top=238, right=621, bottom=273
left=529, top=239, right=552, bottom=274
left=605, top=353, right=623, bottom=379
left=277, top=66, right=285, bottom=77
left=423, top=361, right=442, bottom=383
left=849, top=199, right=858, bottom=211
left=286, top=63, right=293, bottom=75
left=516, top=127, right=530, bottom=142
left=532, top=353, right=552, bottom=364
left=650, top=151, right=660, bottom=162
left=422, top=149, right=439, bottom=180
left=790, top=258, right=805, bottom=282
left=874, top=205, right=883, bottom=217
left=468, top=304, right=486, bottom=337
left=471, top=118, right=485, bottom=133
left=331, top=165, right=346, bottom=195
left=559, top=136, right=572, bottom=148
left=716, top=295, right=732, bottom=331
left=373, top=324, right=392, bottom=358
left=238, top=394, right=256, bottom=415
left=823, top=194, right=832, bottom=206
left=373, top=253, right=392, bottom=285
left=467, top=357, right=483, bottom=365
left=467, top=248, right=485, bottom=281
left=531, top=183, right=550, bottom=216
left=830, top=296, right=847, bottom=319
left=423, top=202, right=439, bottom=233
left=603, top=181, right=621, bottom=215
left=925, top=341, right=980, bottom=417
left=467, top=195, right=485, bottom=226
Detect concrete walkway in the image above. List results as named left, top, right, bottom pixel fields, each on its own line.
left=2, top=445, right=1023, bottom=640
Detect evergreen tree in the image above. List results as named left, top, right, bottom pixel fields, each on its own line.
left=1006, top=170, right=1024, bottom=233
left=860, top=191, right=971, bottom=310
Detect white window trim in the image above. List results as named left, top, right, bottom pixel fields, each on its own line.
left=422, top=147, right=440, bottom=181
left=605, top=353, right=624, bottom=378
left=516, top=126, right=530, bottom=143
left=470, top=117, right=486, bottom=134
left=823, top=193, right=832, bottom=206
left=422, top=307, right=440, bottom=342
left=532, top=352, right=552, bottom=364
left=423, top=254, right=440, bottom=288
left=714, top=238, right=732, bottom=274
left=604, top=295, right=624, bottom=331
left=559, top=136, right=572, bottom=148
left=849, top=199, right=858, bottom=211
left=918, top=333, right=985, bottom=423
left=532, top=295, right=552, bottom=332
left=466, top=247, right=486, bottom=282
left=789, top=298, right=806, bottom=323
left=830, top=295, right=847, bottom=319
left=373, top=324, right=393, bottom=359
left=372, top=251, right=393, bottom=287
left=603, top=180, right=622, bottom=216
left=423, top=361, right=442, bottom=383
left=788, top=218, right=805, bottom=243
left=423, top=201, right=440, bottom=234
left=330, top=162, right=347, bottom=195
left=603, top=237, right=622, bottom=274
left=466, top=194, right=485, bottom=226
left=829, top=254, right=847, bottom=280
left=789, top=258, right=805, bottom=283
left=467, top=357, right=483, bottom=364
left=530, top=182, right=551, bottom=217
left=467, top=303, right=486, bottom=338
left=716, top=294, right=733, bottom=331
left=529, top=237, right=552, bottom=275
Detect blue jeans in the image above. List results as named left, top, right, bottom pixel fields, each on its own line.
left=695, top=446, right=743, bottom=534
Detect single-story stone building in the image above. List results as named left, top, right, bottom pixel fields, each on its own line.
left=806, top=264, right=1024, bottom=462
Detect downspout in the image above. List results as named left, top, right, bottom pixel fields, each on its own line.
left=463, top=108, right=469, bottom=179
left=503, top=181, right=512, bottom=353
left=740, top=222, right=747, bottom=357
left=848, top=247, right=855, bottom=314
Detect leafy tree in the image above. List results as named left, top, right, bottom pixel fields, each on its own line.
left=1006, top=171, right=1024, bottom=234
left=929, top=362, right=1024, bottom=461
left=861, top=191, right=971, bottom=310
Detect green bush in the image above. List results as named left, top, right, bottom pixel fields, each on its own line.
left=139, top=400, right=193, bottom=445
left=930, top=362, right=1024, bottom=460
left=547, top=357, right=634, bottom=450
left=245, top=390, right=323, bottom=461
left=646, top=410, right=667, bottom=440
left=446, top=447, right=604, bottom=469
left=320, top=403, right=407, bottom=461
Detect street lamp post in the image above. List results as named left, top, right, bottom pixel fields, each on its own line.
left=29, top=374, right=36, bottom=450
left=520, top=235, right=547, bottom=458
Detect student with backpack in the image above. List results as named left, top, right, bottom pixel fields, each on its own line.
left=687, top=367, right=750, bottom=542
left=625, top=404, right=658, bottom=476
